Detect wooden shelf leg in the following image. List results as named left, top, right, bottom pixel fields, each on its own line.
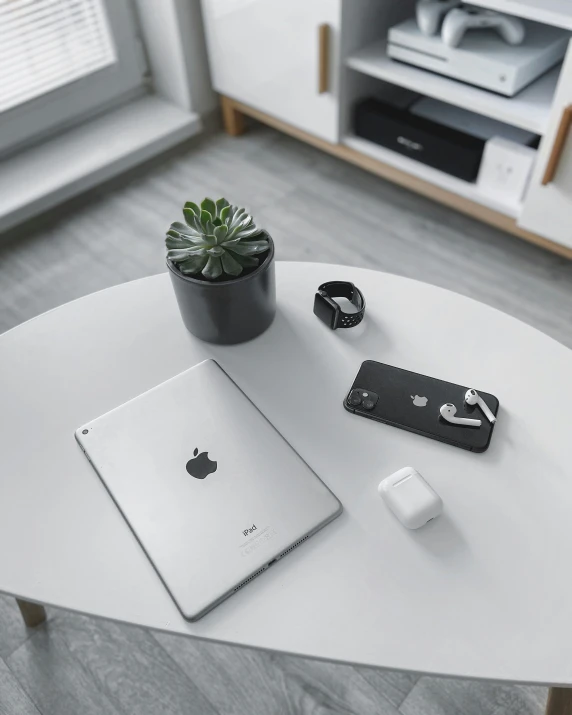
left=546, top=688, right=572, bottom=715
left=16, top=598, right=46, bottom=628
left=220, top=96, right=246, bottom=137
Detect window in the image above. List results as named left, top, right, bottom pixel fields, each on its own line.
left=0, top=0, right=147, bottom=156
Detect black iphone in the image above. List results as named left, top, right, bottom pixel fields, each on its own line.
left=344, top=360, right=499, bottom=452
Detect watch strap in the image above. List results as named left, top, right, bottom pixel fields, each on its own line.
left=316, top=281, right=366, bottom=329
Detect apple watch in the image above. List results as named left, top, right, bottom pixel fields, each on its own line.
left=313, top=281, right=366, bottom=330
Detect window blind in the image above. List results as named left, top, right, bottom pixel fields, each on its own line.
left=0, top=0, right=117, bottom=113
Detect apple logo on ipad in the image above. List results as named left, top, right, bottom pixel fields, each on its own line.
left=411, top=395, right=428, bottom=407
left=186, top=448, right=217, bottom=479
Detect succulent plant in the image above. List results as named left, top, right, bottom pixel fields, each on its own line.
left=166, top=198, right=270, bottom=280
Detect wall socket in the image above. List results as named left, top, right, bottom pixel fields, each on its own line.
left=477, top=137, right=537, bottom=204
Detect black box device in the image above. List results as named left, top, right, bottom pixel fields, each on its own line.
left=354, top=95, right=537, bottom=182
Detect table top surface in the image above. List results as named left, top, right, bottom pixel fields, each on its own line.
left=1, top=262, right=571, bottom=686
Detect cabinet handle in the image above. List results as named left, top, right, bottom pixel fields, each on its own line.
left=318, top=23, right=330, bottom=94
left=542, top=105, right=572, bottom=186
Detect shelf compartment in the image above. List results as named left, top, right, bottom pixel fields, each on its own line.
left=346, top=40, right=560, bottom=135
left=468, top=0, right=572, bottom=31
left=342, top=134, right=522, bottom=218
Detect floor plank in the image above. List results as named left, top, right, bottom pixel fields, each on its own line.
left=153, top=631, right=400, bottom=715
left=6, top=625, right=123, bottom=715
left=53, top=611, right=219, bottom=715
left=0, top=594, right=37, bottom=661
left=357, top=667, right=420, bottom=710
left=0, top=658, right=40, bottom=715
left=400, top=676, right=547, bottom=715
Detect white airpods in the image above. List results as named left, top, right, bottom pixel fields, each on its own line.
left=440, top=403, right=482, bottom=427
left=464, top=389, right=496, bottom=423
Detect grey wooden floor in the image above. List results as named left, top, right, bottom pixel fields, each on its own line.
left=1, top=119, right=570, bottom=715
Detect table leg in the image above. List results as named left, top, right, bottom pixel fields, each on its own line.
left=15, top=599, right=46, bottom=628
left=546, top=688, right=572, bottom=715
left=221, top=96, right=246, bottom=137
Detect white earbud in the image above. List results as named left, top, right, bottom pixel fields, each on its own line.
left=440, top=403, right=482, bottom=427
left=464, top=389, right=496, bottom=423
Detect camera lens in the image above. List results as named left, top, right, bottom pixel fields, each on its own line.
left=362, top=399, right=375, bottom=410
left=349, top=392, right=362, bottom=406
left=82, top=429, right=88, bottom=435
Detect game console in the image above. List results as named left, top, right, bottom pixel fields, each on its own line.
left=416, top=0, right=461, bottom=36
left=388, top=18, right=569, bottom=96
left=442, top=7, right=526, bottom=47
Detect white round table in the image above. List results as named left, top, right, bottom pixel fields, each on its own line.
left=1, top=263, right=571, bottom=713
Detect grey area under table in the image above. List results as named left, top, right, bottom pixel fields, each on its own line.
left=0, top=121, right=568, bottom=715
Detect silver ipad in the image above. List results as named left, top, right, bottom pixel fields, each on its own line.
left=75, top=360, right=342, bottom=621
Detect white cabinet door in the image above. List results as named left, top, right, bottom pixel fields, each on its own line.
left=519, top=44, right=572, bottom=248
left=201, top=0, right=341, bottom=143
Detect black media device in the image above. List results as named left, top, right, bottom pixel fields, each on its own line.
left=344, top=361, right=499, bottom=453
left=354, top=97, right=485, bottom=182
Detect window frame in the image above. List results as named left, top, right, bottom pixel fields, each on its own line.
left=0, top=0, right=147, bottom=158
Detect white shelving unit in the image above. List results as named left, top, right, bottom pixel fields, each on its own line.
left=469, top=0, right=572, bottom=31
left=343, top=134, right=522, bottom=218
left=203, top=0, right=572, bottom=256
left=346, top=40, right=560, bottom=135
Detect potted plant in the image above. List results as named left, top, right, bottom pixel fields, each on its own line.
left=166, top=198, right=276, bottom=344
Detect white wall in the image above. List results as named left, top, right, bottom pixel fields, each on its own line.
left=136, top=0, right=217, bottom=115
left=176, top=0, right=217, bottom=114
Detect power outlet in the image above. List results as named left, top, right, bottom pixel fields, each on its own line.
left=477, top=137, right=537, bottom=204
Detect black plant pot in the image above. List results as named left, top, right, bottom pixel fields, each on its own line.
left=167, top=233, right=276, bottom=345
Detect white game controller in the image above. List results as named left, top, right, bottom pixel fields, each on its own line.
left=416, top=0, right=461, bottom=36
left=442, top=7, right=526, bottom=47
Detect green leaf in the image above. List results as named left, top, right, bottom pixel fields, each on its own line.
left=201, top=198, right=216, bottom=217
left=220, top=205, right=231, bottom=223
left=225, top=239, right=269, bottom=256
left=213, top=224, right=228, bottom=244
left=183, top=201, right=200, bottom=216
left=226, top=221, right=250, bottom=240
left=228, top=209, right=248, bottom=230
left=233, top=226, right=262, bottom=240
left=221, top=251, right=243, bottom=276
left=201, top=233, right=217, bottom=248
left=232, top=253, right=259, bottom=268
left=215, top=198, right=229, bottom=216
left=202, top=256, right=222, bottom=280
left=177, top=254, right=209, bottom=274
left=168, top=230, right=208, bottom=246
left=170, top=221, right=200, bottom=236
left=212, top=217, right=222, bottom=227
left=206, top=246, right=225, bottom=257
left=182, top=209, right=203, bottom=233
left=166, top=235, right=193, bottom=249
left=167, top=247, right=206, bottom=261
left=200, top=209, right=212, bottom=227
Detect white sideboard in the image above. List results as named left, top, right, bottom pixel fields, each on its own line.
left=201, top=0, right=342, bottom=143
left=200, top=0, right=572, bottom=258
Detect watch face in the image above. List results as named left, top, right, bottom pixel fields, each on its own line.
left=313, top=292, right=338, bottom=329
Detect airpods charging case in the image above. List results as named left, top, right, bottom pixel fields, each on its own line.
left=378, top=467, right=443, bottom=529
